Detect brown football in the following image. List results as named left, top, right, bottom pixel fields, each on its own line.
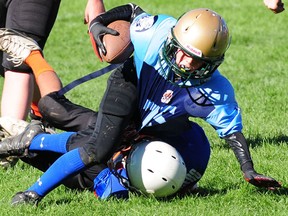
left=101, top=20, right=134, bottom=64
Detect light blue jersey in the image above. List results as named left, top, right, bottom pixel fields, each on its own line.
left=130, top=13, right=242, bottom=138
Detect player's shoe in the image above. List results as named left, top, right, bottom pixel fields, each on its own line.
left=29, top=111, right=56, bottom=134
left=176, top=183, right=199, bottom=197
left=11, top=191, right=42, bottom=206
left=0, top=116, right=29, bottom=138
left=0, top=120, right=45, bottom=158
left=0, top=117, right=29, bottom=168
left=0, top=28, right=41, bottom=67
left=0, top=156, right=19, bottom=169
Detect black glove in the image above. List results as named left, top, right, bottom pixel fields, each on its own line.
left=244, top=169, right=281, bottom=189
left=89, top=20, right=119, bottom=56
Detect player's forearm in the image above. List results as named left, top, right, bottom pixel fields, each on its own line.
left=84, top=0, right=105, bottom=25
left=224, top=132, right=254, bottom=172
left=92, top=3, right=144, bottom=25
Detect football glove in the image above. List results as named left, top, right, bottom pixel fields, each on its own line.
left=89, top=19, right=119, bottom=59
left=244, top=169, right=281, bottom=189
left=94, top=167, right=129, bottom=200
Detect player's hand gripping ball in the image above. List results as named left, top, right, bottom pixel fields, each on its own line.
left=101, top=20, right=134, bottom=64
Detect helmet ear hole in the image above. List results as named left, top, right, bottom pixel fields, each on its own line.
left=147, top=169, right=154, bottom=173
left=126, top=140, right=187, bottom=197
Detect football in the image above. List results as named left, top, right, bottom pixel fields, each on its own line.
left=101, top=20, right=134, bottom=64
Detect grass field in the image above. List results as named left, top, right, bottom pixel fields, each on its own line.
left=1, top=0, right=288, bottom=215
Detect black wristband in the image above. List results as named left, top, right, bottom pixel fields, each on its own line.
left=224, top=132, right=254, bottom=172
left=90, top=3, right=144, bottom=27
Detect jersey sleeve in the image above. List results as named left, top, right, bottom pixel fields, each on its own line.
left=130, top=13, right=176, bottom=76
left=198, top=72, right=243, bottom=137
left=206, top=104, right=243, bottom=137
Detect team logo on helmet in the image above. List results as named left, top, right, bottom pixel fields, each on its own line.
left=186, top=45, right=202, bottom=57
left=161, top=90, right=173, bottom=104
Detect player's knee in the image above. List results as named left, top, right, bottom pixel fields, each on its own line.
left=2, top=52, right=33, bottom=73
left=38, top=92, right=76, bottom=127
left=38, top=92, right=97, bottom=131
left=38, top=92, right=68, bottom=123
left=78, top=146, right=98, bottom=165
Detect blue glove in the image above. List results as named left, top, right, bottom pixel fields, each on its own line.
left=94, top=167, right=129, bottom=200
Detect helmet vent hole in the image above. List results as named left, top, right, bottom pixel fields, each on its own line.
left=156, top=150, right=163, bottom=153
left=162, top=177, right=168, bottom=182
left=148, top=169, right=154, bottom=173
left=172, top=185, right=176, bottom=189
left=171, top=155, right=176, bottom=159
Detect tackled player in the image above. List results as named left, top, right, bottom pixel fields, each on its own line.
left=0, top=3, right=281, bottom=206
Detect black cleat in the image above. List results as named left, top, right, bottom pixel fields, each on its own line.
left=0, top=120, right=45, bottom=158
left=11, top=191, right=42, bottom=206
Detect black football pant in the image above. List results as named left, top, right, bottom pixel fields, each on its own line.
left=22, top=59, right=138, bottom=190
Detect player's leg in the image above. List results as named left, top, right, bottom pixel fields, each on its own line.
left=1, top=72, right=34, bottom=119
left=0, top=1, right=34, bottom=119
left=0, top=0, right=34, bottom=161
left=24, top=50, right=63, bottom=97
left=0, top=30, right=62, bottom=97
left=8, top=59, right=138, bottom=205
left=0, top=113, right=106, bottom=191
left=0, top=0, right=61, bottom=167
left=30, top=84, right=42, bottom=119
left=21, top=149, right=107, bottom=192
left=0, top=115, right=29, bottom=168
left=0, top=0, right=6, bottom=75
left=20, top=149, right=107, bottom=191
left=79, top=59, right=138, bottom=164
left=2, top=0, right=62, bottom=119
left=47, top=135, right=108, bottom=192
left=38, top=92, right=98, bottom=131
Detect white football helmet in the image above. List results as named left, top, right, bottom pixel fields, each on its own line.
left=126, top=140, right=187, bottom=197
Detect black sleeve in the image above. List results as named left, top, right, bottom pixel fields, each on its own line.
left=93, top=3, right=145, bottom=25
left=223, top=132, right=254, bottom=172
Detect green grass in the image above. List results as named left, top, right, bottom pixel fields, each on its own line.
left=1, top=0, right=288, bottom=215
